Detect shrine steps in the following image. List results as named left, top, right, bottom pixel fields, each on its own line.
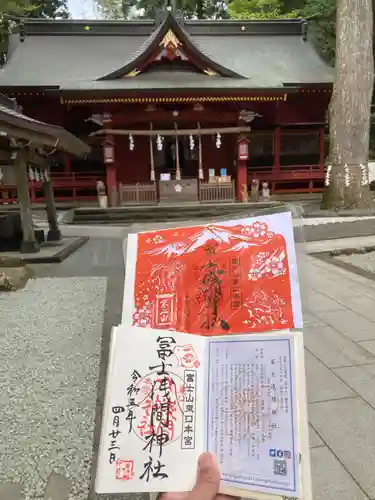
left=68, top=202, right=283, bottom=225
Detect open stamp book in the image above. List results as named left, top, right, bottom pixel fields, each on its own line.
left=96, top=326, right=308, bottom=499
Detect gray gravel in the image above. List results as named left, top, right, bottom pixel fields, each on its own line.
left=335, top=251, right=375, bottom=273
left=0, top=277, right=107, bottom=500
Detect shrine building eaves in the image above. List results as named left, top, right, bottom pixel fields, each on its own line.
left=0, top=14, right=333, bottom=90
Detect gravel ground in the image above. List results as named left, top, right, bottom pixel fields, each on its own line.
left=335, top=251, right=375, bottom=273
left=0, top=277, right=107, bottom=500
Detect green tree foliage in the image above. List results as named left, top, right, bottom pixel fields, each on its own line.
left=302, top=0, right=335, bottom=64
left=95, top=0, right=227, bottom=19
left=1, top=0, right=32, bottom=64
left=1, top=0, right=68, bottom=66
left=28, top=0, right=69, bottom=18
left=227, top=0, right=299, bottom=19
left=94, top=0, right=125, bottom=19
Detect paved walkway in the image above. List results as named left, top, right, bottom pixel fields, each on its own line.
left=2, top=220, right=375, bottom=499
left=300, top=250, right=375, bottom=500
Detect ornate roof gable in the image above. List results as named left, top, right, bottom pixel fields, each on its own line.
left=98, top=13, right=245, bottom=80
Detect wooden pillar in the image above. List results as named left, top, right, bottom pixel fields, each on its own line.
left=106, top=159, right=117, bottom=201
left=103, top=113, right=117, bottom=206
left=236, top=137, right=248, bottom=202
left=319, top=127, right=325, bottom=173
left=274, top=127, right=281, bottom=172
left=236, top=160, right=247, bottom=201
left=14, top=150, right=40, bottom=253
left=43, top=164, right=62, bottom=242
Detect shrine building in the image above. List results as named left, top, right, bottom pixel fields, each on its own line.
left=0, top=11, right=333, bottom=204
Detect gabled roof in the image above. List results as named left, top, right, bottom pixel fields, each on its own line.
left=99, top=13, right=244, bottom=80
left=0, top=14, right=334, bottom=92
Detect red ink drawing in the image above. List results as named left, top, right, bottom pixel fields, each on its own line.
left=130, top=218, right=297, bottom=335
left=174, top=344, right=200, bottom=369
left=115, top=459, right=134, bottom=481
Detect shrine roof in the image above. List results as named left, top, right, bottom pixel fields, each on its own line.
left=0, top=94, right=90, bottom=156
left=0, top=15, right=333, bottom=91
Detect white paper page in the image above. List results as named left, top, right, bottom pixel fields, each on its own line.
left=205, top=331, right=300, bottom=498
left=95, top=326, right=207, bottom=494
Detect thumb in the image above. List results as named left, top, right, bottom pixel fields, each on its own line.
left=189, top=453, right=220, bottom=500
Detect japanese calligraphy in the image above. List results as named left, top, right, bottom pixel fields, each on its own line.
left=138, top=336, right=178, bottom=482
left=196, top=256, right=224, bottom=331
left=108, top=406, right=125, bottom=464
left=181, top=370, right=197, bottom=449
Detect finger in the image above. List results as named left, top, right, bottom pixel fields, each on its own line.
left=189, top=453, right=220, bottom=500
left=215, top=495, right=241, bottom=500
left=159, top=493, right=189, bottom=500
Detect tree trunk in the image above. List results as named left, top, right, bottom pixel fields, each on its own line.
left=323, top=0, right=374, bottom=209
left=14, top=150, right=40, bottom=253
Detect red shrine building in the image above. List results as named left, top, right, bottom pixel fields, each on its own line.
left=0, top=11, right=333, bottom=204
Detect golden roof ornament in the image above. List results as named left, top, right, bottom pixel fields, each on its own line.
left=124, top=69, right=140, bottom=77
left=204, top=68, right=218, bottom=76
left=160, top=29, right=181, bottom=49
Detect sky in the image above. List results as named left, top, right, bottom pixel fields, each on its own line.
left=68, top=0, right=96, bottom=18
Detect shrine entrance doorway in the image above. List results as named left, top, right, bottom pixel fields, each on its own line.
left=155, top=136, right=199, bottom=180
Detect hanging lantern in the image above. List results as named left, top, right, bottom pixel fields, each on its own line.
left=103, top=139, right=114, bottom=163
left=40, top=169, right=45, bottom=183
left=237, top=138, right=249, bottom=161
left=44, top=169, right=49, bottom=183
left=189, top=134, right=195, bottom=150
left=28, top=166, right=35, bottom=181
left=156, top=135, right=163, bottom=151
left=215, top=133, right=221, bottom=149
left=129, top=134, right=135, bottom=151
left=34, top=169, right=40, bottom=183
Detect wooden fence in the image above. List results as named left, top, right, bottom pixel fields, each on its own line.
left=199, top=181, right=235, bottom=203
left=117, top=182, right=157, bottom=205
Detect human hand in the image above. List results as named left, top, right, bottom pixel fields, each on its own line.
left=158, top=452, right=239, bottom=500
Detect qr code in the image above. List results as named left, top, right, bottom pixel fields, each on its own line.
left=274, top=459, right=287, bottom=476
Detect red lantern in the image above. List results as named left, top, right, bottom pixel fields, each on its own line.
left=237, top=138, right=249, bottom=161
left=103, top=139, right=114, bottom=164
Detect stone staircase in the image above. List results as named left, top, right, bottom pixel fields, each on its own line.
left=68, top=202, right=283, bottom=225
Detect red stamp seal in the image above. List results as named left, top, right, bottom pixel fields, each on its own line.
left=174, top=344, right=200, bottom=369
left=115, top=459, right=134, bottom=481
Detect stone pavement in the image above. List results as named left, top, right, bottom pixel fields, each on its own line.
left=2, top=220, right=375, bottom=499
left=300, top=249, right=375, bottom=500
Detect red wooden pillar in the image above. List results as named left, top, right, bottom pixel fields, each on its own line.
left=236, top=138, right=249, bottom=202
left=236, top=161, right=247, bottom=201
left=273, top=127, right=281, bottom=192
left=319, top=127, right=325, bottom=173
left=102, top=112, right=117, bottom=205
left=274, top=127, right=281, bottom=172
left=106, top=159, right=117, bottom=197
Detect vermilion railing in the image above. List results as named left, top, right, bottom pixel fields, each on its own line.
left=248, top=164, right=324, bottom=193
left=0, top=171, right=105, bottom=204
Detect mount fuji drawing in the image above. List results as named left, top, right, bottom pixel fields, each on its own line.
left=145, top=224, right=273, bottom=257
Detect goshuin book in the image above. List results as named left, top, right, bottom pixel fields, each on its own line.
left=96, top=326, right=307, bottom=499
